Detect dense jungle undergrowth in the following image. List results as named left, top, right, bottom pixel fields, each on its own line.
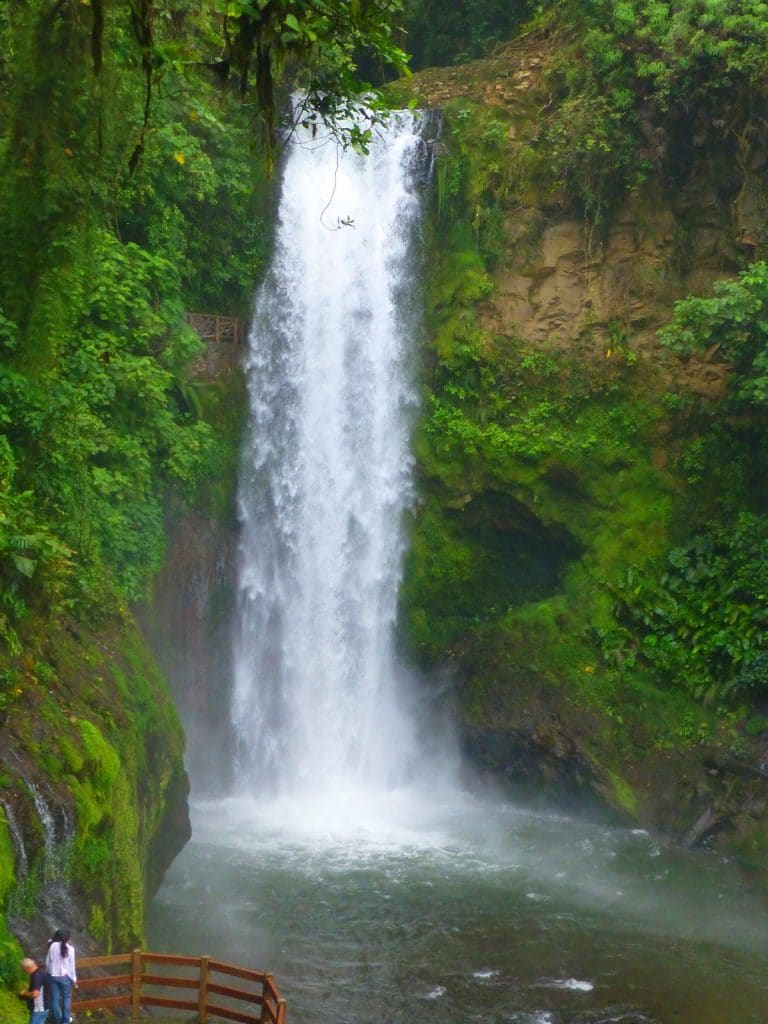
left=2, top=0, right=768, bottom=1014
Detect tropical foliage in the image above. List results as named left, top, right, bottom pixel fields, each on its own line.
left=400, top=14, right=768, bottom=732
left=601, top=263, right=768, bottom=706
left=0, top=0, right=409, bottom=660
left=661, top=261, right=768, bottom=411
left=402, top=0, right=534, bottom=68
left=608, top=516, right=768, bottom=705
left=535, top=0, right=768, bottom=218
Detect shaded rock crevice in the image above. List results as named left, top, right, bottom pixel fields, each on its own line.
left=139, top=508, right=240, bottom=792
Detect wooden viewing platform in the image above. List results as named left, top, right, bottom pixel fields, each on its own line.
left=72, top=949, right=286, bottom=1024
left=186, top=312, right=244, bottom=377
left=186, top=313, right=243, bottom=346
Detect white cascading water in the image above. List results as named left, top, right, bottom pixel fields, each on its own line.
left=232, top=112, right=433, bottom=804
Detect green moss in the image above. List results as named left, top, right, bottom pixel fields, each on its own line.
left=189, top=373, right=248, bottom=523
left=68, top=717, right=147, bottom=948
left=56, top=734, right=84, bottom=774
left=0, top=613, right=186, bottom=976
left=0, top=811, right=14, bottom=904
left=0, top=812, right=25, bottom=1021
left=62, top=630, right=182, bottom=951
left=0, top=989, right=25, bottom=1024
left=394, top=49, right=750, bottom=768
left=603, top=769, right=640, bottom=818
left=88, top=903, right=107, bottom=941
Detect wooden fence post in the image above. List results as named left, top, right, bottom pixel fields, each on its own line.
left=130, top=948, right=142, bottom=1019
left=260, top=974, right=272, bottom=1024
left=198, top=955, right=210, bottom=1024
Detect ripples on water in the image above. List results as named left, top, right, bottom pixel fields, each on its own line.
left=148, top=787, right=768, bottom=1024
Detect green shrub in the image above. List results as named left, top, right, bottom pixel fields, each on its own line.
left=607, top=514, right=768, bottom=706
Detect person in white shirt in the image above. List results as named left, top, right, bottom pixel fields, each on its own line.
left=45, top=930, right=76, bottom=1024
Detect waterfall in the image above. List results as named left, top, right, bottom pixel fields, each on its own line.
left=232, top=112, right=432, bottom=800
left=1, top=799, right=28, bottom=879
left=28, top=782, right=75, bottom=921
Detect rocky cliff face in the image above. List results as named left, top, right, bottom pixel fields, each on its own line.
left=0, top=616, right=189, bottom=1021
left=392, top=37, right=768, bottom=871
left=410, top=38, right=759, bottom=370
left=139, top=506, right=239, bottom=791
left=138, top=371, right=247, bottom=793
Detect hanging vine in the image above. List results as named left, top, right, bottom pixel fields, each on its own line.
left=127, top=0, right=154, bottom=173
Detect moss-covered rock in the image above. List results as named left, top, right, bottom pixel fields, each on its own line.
left=0, top=807, right=25, bottom=1024
left=0, top=612, right=189, bottom=981
left=138, top=370, right=246, bottom=790
left=392, top=35, right=768, bottom=869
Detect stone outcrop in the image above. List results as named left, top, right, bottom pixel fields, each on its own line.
left=398, top=36, right=768, bottom=873
left=139, top=506, right=240, bottom=791
left=0, top=619, right=189, bottom=960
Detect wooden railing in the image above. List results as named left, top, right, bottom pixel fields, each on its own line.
left=72, top=949, right=286, bottom=1024
left=186, top=313, right=243, bottom=346
left=186, top=313, right=244, bottom=377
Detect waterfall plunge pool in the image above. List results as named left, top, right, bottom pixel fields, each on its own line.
left=150, top=110, right=768, bottom=1024
left=148, top=787, right=768, bottom=1024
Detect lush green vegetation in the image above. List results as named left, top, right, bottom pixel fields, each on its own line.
left=0, top=613, right=186, bottom=1023
left=0, top=1, right=257, bottom=665
left=402, top=0, right=535, bottom=68
left=2, top=0, right=768, bottom=994
left=603, top=265, right=768, bottom=708
left=0, top=0, right=413, bottom=665
left=0, top=0, right=410, bottom=1001
left=401, top=26, right=768, bottom=776
left=523, top=0, right=768, bottom=222
left=0, top=810, right=23, bottom=1023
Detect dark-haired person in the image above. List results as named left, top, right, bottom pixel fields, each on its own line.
left=19, top=956, right=48, bottom=1024
left=45, top=931, right=76, bottom=1024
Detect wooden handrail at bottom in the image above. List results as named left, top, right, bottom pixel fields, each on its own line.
left=206, top=1004, right=258, bottom=1024
left=143, top=951, right=203, bottom=967
left=78, top=953, right=132, bottom=969
left=142, top=972, right=199, bottom=988
left=209, top=960, right=267, bottom=983
left=73, top=994, right=131, bottom=1011
left=142, top=994, right=200, bottom=1012
left=76, top=972, right=131, bottom=990
left=71, top=949, right=285, bottom=1024
left=207, top=981, right=263, bottom=1002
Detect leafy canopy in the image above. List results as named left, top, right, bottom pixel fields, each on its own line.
left=602, top=263, right=768, bottom=708
left=660, top=261, right=768, bottom=410
left=536, top=0, right=768, bottom=216
left=0, top=0, right=413, bottom=664
left=608, top=515, right=768, bottom=706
